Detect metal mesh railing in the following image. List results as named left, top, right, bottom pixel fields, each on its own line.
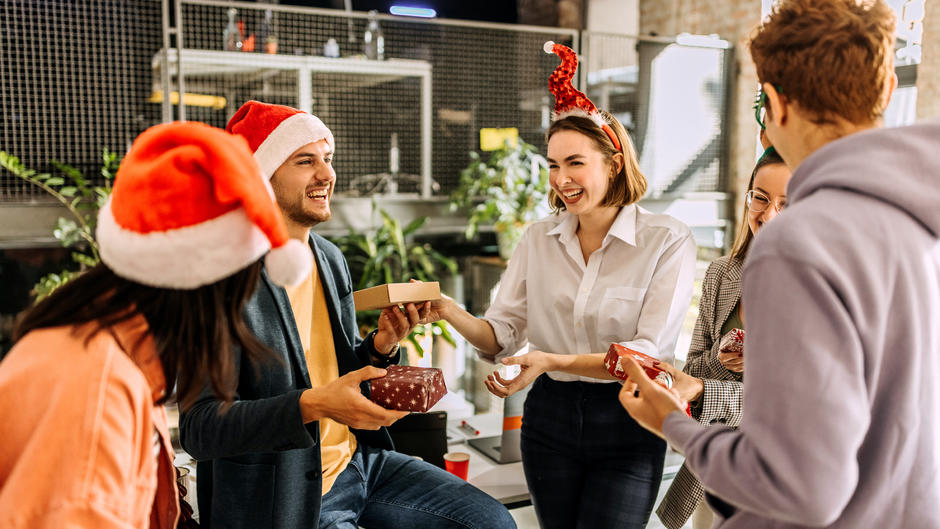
left=174, top=1, right=576, bottom=197
left=583, top=32, right=732, bottom=197
left=0, top=0, right=163, bottom=200
left=0, top=1, right=733, bottom=202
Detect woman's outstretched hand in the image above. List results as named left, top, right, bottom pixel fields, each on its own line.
left=484, top=350, right=557, bottom=398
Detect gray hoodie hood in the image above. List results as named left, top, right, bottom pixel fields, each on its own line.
left=787, top=119, right=940, bottom=237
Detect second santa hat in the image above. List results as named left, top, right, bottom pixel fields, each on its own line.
left=226, top=100, right=334, bottom=179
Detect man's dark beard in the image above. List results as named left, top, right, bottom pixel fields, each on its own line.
left=283, top=199, right=331, bottom=228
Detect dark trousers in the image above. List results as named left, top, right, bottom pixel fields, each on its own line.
left=521, top=374, right=666, bottom=529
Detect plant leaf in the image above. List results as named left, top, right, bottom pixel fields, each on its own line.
left=401, top=216, right=426, bottom=236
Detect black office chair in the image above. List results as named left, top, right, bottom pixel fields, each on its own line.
left=387, top=410, right=448, bottom=469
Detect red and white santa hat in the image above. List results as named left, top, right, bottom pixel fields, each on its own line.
left=225, top=100, right=334, bottom=179
left=96, top=121, right=313, bottom=289
left=543, top=41, right=622, bottom=152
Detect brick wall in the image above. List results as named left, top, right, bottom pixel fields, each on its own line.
left=917, top=2, right=940, bottom=119
left=639, top=0, right=763, bottom=249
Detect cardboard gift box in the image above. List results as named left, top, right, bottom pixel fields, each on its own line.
left=604, top=343, right=673, bottom=388
left=369, top=365, right=447, bottom=412
left=718, top=328, right=745, bottom=354
left=353, top=282, right=441, bottom=311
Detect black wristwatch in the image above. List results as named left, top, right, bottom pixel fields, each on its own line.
left=367, top=329, right=399, bottom=357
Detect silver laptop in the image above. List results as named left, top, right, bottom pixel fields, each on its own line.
left=468, top=383, right=531, bottom=464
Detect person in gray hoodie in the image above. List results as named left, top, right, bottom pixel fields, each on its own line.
left=618, top=1, right=940, bottom=528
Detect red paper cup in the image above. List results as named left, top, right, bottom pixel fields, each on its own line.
left=444, top=452, right=470, bottom=480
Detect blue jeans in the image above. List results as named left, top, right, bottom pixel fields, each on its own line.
left=521, top=375, right=666, bottom=529
left=318, top=444, right=516, bottom=529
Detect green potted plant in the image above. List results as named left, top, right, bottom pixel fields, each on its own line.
left=449, top=138, right=550, bottom=260
left=329, top=207, right=458, bottom=358
left=0, top=150, right=119, bottom=299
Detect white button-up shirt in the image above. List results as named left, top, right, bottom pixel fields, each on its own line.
left=482, top=204, right=696, bottom=382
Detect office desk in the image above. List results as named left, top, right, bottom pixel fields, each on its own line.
left=448, top=412, right=530, bottom=508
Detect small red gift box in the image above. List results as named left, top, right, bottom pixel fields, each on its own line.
left=718, top=328, right=745, bottom=354
left=369, top=365, right=447, bottom=412
left=604, top=343, right=672, bottom=388
left=605, top=343, right=692, bottom=417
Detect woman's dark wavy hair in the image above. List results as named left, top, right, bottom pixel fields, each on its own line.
left=13, top=262, right=270, bottom=411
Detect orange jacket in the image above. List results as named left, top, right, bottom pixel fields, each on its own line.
left=0, top=315, right=179, bottom=528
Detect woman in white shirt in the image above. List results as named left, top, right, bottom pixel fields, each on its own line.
left=429, top=107, right=696, bottom=528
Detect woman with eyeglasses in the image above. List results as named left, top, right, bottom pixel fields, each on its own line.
left=654, top=147, right=791, bottom=529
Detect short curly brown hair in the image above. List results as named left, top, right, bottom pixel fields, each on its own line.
left=749, top=0, right=896, bottom=125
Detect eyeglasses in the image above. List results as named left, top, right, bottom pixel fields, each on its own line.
left=745, top=190, right=786, bottom=213
left=753, top=85, right=784, bottom=130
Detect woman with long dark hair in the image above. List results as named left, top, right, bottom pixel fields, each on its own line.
left=0, top=121, right=311, bottom=528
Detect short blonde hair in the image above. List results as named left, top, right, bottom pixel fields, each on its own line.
left=546, top=110, right=647, bottom=212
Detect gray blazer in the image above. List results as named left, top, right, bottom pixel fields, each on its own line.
left=657, top=255, right=744, bottom=529
left=179, top=233, right=398, bottom=529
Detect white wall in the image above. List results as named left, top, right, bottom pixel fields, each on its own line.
left=587, top=0, right=639, bottom=35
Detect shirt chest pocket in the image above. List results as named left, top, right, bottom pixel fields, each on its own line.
left=597, top=286, right=648, bottom=342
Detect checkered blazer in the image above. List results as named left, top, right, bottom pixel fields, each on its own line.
left=656, top=255, right=744, bottom=529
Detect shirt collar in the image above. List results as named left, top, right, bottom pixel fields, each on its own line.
left=546, top=211, right=579, bottom=243
left=606, top=204, right=638, bottom=246
left=548, top=205, right=638, bottom=247
left=108, top=313, right=166, bottom=404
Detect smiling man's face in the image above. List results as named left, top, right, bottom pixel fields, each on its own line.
left=270, top=139, right=335, bottom=231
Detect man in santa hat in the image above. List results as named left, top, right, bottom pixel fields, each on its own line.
left=179, top=101, right=515, bottom=529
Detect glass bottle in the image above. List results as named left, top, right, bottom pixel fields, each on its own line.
left=257, top=9, right=273, bottom=53
left=363, top=10, right=384, bottom=60
left=324, top=38, right=340, bottom=58
left=223, top=8, right=242, bottom=52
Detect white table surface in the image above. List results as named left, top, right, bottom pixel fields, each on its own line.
left=447, top=411, right=530, bottom=506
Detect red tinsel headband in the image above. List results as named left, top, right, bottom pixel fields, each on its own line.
left=544, top=41, right=622, bottom=152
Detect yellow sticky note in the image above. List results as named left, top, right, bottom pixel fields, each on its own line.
left=480, top=128, right=519, bottom=151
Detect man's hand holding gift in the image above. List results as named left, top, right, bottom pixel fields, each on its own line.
left=374, top=301, right=432, bottom=355
left=653, top=361, right=705, bottom=404
left=301, top=367, right=409, bottom=429
left=618, top=356, right=688, bottom=440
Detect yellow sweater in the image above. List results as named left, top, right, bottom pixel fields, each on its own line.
left=285, top=261, right=357, bottom=495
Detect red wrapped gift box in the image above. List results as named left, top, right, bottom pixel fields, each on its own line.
left=718, top=328, right=745, bottom=354
left=369, top=365, right=447, bottom=412
left=604, top=343, right=673, bottom=388
left=605, top=343, right=692, bottom=417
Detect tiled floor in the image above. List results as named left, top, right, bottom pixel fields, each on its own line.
left=508, top=450, right=693, bottom=529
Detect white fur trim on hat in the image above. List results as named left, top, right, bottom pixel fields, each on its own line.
left=265, top=238, right=313, bottom=287
left=97, top=198, right=270, bottom=289
left=253, top=113, right=334, bottom=179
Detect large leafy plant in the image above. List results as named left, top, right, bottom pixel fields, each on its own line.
left=449, top=139, right=550, bottom=258
left=330, top=208, right=458, bottom=356
left=0, top=150, right=118, bottom=299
